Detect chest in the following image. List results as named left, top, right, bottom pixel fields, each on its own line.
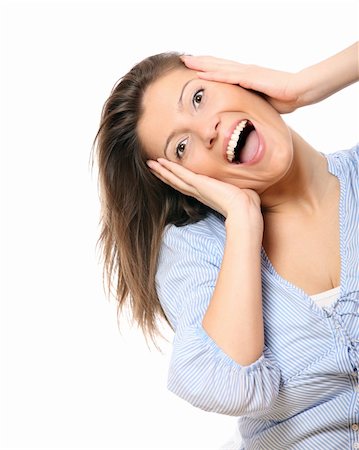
left=262, top=203, right=341, bottom=296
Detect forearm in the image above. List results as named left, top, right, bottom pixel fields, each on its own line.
left=202, top=215, right=264, bottom=366
left=296, top=41, right=359, bottom=107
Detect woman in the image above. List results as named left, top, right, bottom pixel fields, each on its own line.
left=93, top=43, right=359, bottom=448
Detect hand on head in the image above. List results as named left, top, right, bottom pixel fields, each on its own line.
left=181, top=55, right=301, bottom=114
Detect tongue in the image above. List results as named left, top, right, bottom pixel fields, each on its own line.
left=239, top=130, right=259, bottom=163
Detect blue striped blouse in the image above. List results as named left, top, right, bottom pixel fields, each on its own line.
left=155, top=144, right=359, bottom=449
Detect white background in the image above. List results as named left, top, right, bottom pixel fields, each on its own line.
left=1, top=1, right=358, bottom=449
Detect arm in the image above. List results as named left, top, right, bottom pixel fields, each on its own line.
left=203, top=200, right=264, bottom=366
left=149, top=159, right=281, bottom=415
left=294, top=42, right=359, bottom=107
left=181, top=41, right=359, bottom=113
left=149, top=159, right=264, bottom=365
left=157, top=219, right=281, bottom=416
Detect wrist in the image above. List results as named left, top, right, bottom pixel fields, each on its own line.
left=225, top=213, right=263, bottom=249
left=293, top=68, right=322, bottom=108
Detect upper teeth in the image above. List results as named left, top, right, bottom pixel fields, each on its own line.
left=226, top=119, right=248, bottom=162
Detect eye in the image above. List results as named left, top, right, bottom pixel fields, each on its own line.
left=192, top=89, right=204, bottom=108
left=175, top=138, right=188, bottom=159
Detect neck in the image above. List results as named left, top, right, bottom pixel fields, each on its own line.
left=259, top=129, right=336, bottom=216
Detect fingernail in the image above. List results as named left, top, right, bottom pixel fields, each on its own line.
left=146, top=160, right=155, bottom=168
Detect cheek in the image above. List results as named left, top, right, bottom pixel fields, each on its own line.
left=184, top=153, right=219, bottom=177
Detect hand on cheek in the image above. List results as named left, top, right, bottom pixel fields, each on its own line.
left=146, top=158, right=263, bottom=224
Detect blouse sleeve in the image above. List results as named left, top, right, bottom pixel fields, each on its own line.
left=155, top=220, right=282, bottom=417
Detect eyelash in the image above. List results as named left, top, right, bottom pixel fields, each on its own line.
left=192, top=88, right=204, bottom=108
left=175, top=88, right=204, bottom=159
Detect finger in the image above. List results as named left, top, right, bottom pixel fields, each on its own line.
left=148, top=168, right=171, bottom=185
left=155, top=159, right=230, bottom=206
left=150, top=169, right=193, bottom=195
left=181, top=55, right=235, bottom=71
left=196, top=71, right=246, bottom=85
left=198, top=64, right=287, bottom=96
left=156, top=158, right=203, bottom=187
left=147, top=160, right=195, bottom=195
left=196, top=71, right=262, bottom=93
left=197, top=67, right=264, bottom=91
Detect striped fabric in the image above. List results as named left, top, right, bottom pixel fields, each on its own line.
left=155, top=144, right=359, bottom=449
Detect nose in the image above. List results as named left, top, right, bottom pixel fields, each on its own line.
left=195, top=116, right=220, bottom=149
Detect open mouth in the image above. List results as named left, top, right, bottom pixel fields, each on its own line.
left=226, top=119, right=258, bottom=164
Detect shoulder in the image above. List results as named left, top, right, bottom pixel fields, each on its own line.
left=161, top=212, right=226, bottom=256
left=156, top=213, right=225, bottom=329
left=325, top=143, right=359, bottom=177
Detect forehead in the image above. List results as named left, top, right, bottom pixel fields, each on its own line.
left=138, top=68, right=196, bottom=157
left=143, top=67, right=195, bottom=108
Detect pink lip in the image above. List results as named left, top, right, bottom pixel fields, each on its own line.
left=223, top=119, right=264, bottom=166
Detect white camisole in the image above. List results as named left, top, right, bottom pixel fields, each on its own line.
left=310, top=286, right=341, bottom=307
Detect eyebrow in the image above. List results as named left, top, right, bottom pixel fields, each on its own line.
left=163, top=78, right=198, bottom=157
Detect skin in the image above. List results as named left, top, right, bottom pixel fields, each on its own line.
left=139, top=67, right=338, bottom=216
left=138, top=67, right=341, bottom=365
left=136, top=45, right=356, bottom=365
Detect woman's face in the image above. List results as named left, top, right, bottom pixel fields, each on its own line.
left=138, top=67, right=293, bottom=193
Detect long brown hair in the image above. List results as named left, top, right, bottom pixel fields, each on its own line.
left=92, top=53, right=210, bottom=345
